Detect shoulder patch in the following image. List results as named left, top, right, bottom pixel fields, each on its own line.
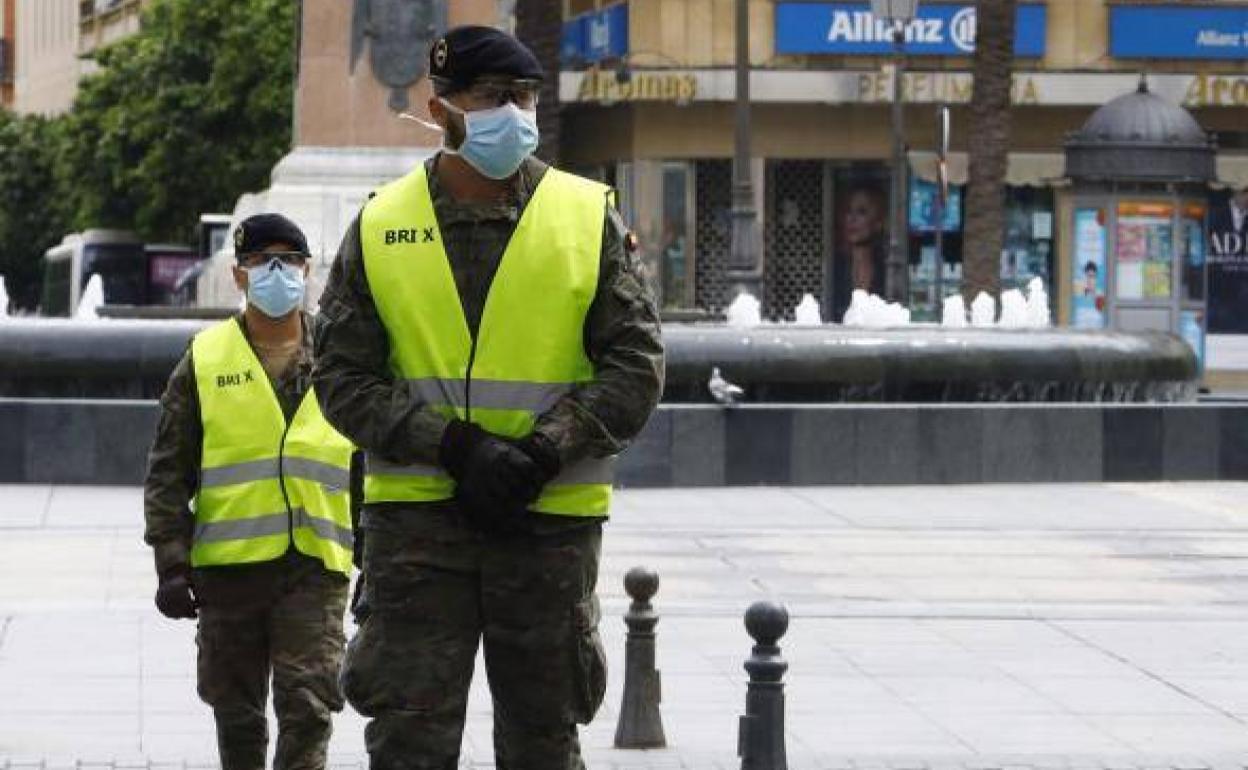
left=607, top=204, right=637, bottom=254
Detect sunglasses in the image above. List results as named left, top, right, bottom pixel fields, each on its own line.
left=238, top=251, right=309, bottom=269
left=463, top=79, right=541, bottom=109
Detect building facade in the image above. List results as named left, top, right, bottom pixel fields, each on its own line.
left=13, top=0, right=80, bottom=115
left=12, top=0, right=147, bottom=116
left=557, top=0, right=1248, bottom=332
left=1, top=0, right=14, bottom=108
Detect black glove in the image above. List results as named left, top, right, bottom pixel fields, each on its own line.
left=155, top=565, right=198, bottom=620
left=511, top=432, right=562, bottom=488
left=439, top=420, right=544, bottom=532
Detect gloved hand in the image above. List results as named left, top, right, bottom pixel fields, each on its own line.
left=439, top=420, right=544, bottom=532
left=155, top=565, right=198, bottom=619
left=511, top=432, right=562, bottom=489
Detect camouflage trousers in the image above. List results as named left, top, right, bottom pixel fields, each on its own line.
left=194, top=554, right=349, bottom=770
left=342, top=513, right=607, bottom=770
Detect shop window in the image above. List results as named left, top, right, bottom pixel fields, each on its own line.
left=694, top=159, right=733, bottom=314
left=659, top=163, right=693, bottom=310
left=1179, top=202, right=1207, bottom=304
left=907, top=183, right=1055, bottom=321
left=765, top=160, right=826, bottom=321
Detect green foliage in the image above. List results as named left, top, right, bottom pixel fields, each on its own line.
left=0, top=0, right=295, bottom=310
left=59, top=0, right=296, bottom=242
left=0, top=110, right=69, bottom=309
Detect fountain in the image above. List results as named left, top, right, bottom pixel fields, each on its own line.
left=941, top=295, right=968, bottom=328
left=726, top=292, right=762, bottom=329
left=0, top=309, right=1196, bottom=403
left=998, top=290, right=1029, bottom=329
left=793, top=294, right=821, bottom=326
left=970, top=293, right=997, bottom=327
left=0, top=276, right=9, bottom=320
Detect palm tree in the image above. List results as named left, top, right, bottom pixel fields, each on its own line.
left=962, top=0, right=1016, bottom=301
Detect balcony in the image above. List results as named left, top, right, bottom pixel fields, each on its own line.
left=79, top=0, right=144, bottom=57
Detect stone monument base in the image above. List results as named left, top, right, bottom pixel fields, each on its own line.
left=196, top=144, right=433, bottom=309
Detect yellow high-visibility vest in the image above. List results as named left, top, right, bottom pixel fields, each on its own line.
left=191, top=319, right=355, bottom=574
left=360, top=164, right=614, bottom=516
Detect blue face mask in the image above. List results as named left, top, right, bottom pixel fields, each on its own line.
left=246, top=258, right=305, bottom=318
left=442, top=99, right=539, bottom=180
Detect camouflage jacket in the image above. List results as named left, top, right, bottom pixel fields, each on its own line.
left=313, top=154, right=664, bottom=531
left=143, top=313, right=362, bottom=577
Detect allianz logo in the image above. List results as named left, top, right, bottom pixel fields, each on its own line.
left=588, top=17, right=610, bottom=50
left=827, top=8, right=977, bottom=52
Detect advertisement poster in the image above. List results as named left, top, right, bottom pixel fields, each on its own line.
left=1115, top=202, right=1173, bottom=301
left=1072, top=208, right=1107, bottom=328
left=1209, top=188, right=1248, bottom=334
left=908, top=177, right=962, bottom=233
left=831, top=166, right=891, bottom=321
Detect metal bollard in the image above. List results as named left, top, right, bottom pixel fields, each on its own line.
left=738, top=600, right=789, bottom=770
left=614, top=566, right=666, bottom=748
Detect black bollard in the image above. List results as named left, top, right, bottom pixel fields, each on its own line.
left=738, top=600, right=789, bottom=770
left=614, top=566, right=666, bottom=748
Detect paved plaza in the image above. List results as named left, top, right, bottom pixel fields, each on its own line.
left=2, top=482, right=1248, bottom=767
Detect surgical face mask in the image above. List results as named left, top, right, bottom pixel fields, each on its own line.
left=439, top=98, right=539, bottom=180
left=246, top=258, right=305, bottom=318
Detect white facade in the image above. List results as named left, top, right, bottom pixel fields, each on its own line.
left=13, top=0, right=81, bottom=115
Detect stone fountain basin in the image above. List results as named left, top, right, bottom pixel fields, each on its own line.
left=663, top=324, right=1197, bottom=403
left=0, top=319, right=1198, bottom=402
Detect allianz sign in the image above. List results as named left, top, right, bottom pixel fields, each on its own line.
left=774, top=3, right=1047, bottom=57
left=827, top=8, right=978, bottom=51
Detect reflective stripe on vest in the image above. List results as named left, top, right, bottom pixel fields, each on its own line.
left=361, top=164, right=614, bottom=516
left=191, top=319, right=355, bottom=574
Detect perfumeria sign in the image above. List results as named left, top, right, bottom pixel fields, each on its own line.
left=775, top=2, right=1047, bottom=57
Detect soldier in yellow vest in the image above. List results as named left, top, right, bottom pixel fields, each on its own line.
left=313, top=26, right=664, bottom=769
left=143, top=214, right=357, bottom=770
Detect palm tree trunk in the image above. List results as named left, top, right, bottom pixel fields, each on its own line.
left=962, top=0, right=1016, bottom=301
left=515, top=0, right=562, bottom=164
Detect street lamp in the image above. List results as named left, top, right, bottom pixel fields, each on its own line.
left=870, top=0, right=920, bottom=303
left=727, top=0, right=762, bottom=302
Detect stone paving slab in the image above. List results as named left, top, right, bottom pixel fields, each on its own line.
left=2, top=483, right=1248, bottom=767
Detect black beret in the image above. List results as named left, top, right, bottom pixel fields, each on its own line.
left=429, top=26, right=544, bottom=92
left=234, top=214, right=309, bottom=258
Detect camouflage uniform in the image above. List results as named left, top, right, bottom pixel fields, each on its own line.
left=144, top=313, right=355, bottom=770
left=314, top=154, right=664, bottom=769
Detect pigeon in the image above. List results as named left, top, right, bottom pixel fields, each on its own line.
left=708, top=367, right=745, bottom=406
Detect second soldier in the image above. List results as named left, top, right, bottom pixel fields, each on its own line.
left=144, top=214, right=358, bottom=770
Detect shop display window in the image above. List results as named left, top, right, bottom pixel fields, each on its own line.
left=1179, top=203, right=1207, bottom=304
left=660, top=163, right=692, bottom=310
left=906, top=183, right=1055, bottom=322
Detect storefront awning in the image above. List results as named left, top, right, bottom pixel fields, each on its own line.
left=1216, top=155, right=1248, bottom=190
left=908, top=152, right=1066, bottom=187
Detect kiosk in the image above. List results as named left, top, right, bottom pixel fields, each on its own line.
left=1062, top=79, right=1216, bottom=369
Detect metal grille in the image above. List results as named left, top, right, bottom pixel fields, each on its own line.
left=694, top=160, right=733, bottom=314
left=765, top=161, right=826, bottom=321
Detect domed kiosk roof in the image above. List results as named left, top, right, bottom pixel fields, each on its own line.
left=1065, top=79, right=1215, bottom=184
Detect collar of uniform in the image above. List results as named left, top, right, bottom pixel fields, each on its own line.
left=234, top=311, right=315, bottom=379
left=425, top=153, right=550, bottom=227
